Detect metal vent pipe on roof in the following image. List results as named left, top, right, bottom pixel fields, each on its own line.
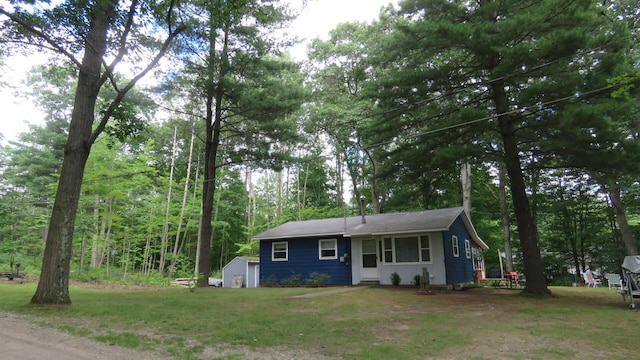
left=359, top=196, right=366, bottom=224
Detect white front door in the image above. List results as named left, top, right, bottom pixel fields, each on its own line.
left=361, top=239, right=379, bottom=280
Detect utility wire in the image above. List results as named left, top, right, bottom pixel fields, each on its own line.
left=364, top=82, right=621, bottom=150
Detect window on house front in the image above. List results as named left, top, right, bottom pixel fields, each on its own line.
left=382, top=235, right=431, bottom=263
left=465, top=239, right=471, bottom=259
left=420, top=236, right=431, bottom=262
left=452, top=236, right=459, bottom=257
left=319, top=239, right=337, bottom=260
left=272, top=241, right=288, bottom=261
left=383, top=238, right=393, bottom=263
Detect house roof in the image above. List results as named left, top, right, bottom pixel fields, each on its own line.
left=252, top=207, right=488, bottom=249
left=237, top=256, right=260, bottom=264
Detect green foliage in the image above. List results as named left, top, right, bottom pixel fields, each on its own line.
left=608, top=72, right=640, bottom=99
left=305, top=272, right=331, bottom=287
left=280, top=273, right=302, bottom=287
left=74, top=268, right=172, bottom=287
left=259, top=275, right=278, bottom=288
left=102, top=101, right=147, bottom=145
left=390, top=272, right=401, bottom=286
left=234, top=241, right=258, bottom=257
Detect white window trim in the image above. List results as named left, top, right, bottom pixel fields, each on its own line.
left=465, top=239, right=471, bottom=259
left=382, top=235, right=432, bottom=264
left=452, top=235, right=459, bottom=257
left=472, top=248, right=484, bottom=270
left=318, top=238, right=338, bottom=260
left=272, top=241, right=288, bottom=262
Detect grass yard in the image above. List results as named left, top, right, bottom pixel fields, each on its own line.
left=0, top=282, right=636, bottom=359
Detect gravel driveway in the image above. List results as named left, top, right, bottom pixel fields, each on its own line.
left=0, top=311, right=171, bottom=360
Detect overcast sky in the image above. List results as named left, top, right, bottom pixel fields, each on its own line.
left=287, top=0, right=396, bottom=59
left=0, top=0, right=398, bottom=144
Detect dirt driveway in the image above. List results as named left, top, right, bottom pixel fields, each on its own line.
left=0, top=311, right=171, bottom=360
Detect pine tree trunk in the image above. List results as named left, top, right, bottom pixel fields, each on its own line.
left=198, top=20, right=228, bottom=287
left=461, top=162, right=471, bottom=216
left=481, top=0, right=549, bottom=294
left=609, top=184, right=638, bottom=255
left=246, top=166, right=255, bottom=243
left=498, top=162, right=513, bottom=272
left=492, top=80, right=550, bottom=294
left=277, top=169, right=284, bottom=217
left=31, top=1, right=116, bottom=305
left=370, top=157, right=380, bottom=214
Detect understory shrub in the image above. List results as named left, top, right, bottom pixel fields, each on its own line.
left=390, top=272, right=401, bottom=286
left=280, top=273, right=302, bottom=287
left=305, top=272, right=331, bottom=287
left=260, top=275, right=278, bottom=287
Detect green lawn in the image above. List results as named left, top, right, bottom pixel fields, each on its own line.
left=0, top=283, right=635, bottom=359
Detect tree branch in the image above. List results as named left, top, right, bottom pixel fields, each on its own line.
left=91, top=24, right=186, bottom=143
left=0, top=7, right=82, bottom=68
left=101, top=0, right=140, bottom=92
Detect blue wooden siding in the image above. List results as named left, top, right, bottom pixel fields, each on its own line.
left=443, top=216, right=474, bottom=284
left=259, top=236, right=352, bottom=285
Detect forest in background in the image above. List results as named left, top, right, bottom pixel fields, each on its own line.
left=0, top=0, right=639, bottom=291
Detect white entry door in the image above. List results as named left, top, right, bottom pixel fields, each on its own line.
left=361, top=239, right=379, bottom=280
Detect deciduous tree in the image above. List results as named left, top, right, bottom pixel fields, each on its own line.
left=0, top=0, right=185, bottom=304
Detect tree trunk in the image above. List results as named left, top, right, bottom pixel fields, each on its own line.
left=245, top=166, right=255, bottom=243
left=31, top=1, right=115, bottom=304
left=91, top=194, right=101, bottom=268
left=104, top=198, right=114, bottom=278
left=492, top=82, right=550, bottom=295
left=497, top=162, right=514, bottom=272
left=461, top=162, right=471, bottom=217
left=609, top=183, right=638, bottom=255
left=159, top=126, right=178, bottom=275
left=370, top=156, right=381, bottom=214
left=78, top=233, right=86, bottom=280
left=198, top=16, right=228, bottom=287
left=277, top=169, right=284, bottom=217
left=169, top=126, right=195, bottom=279
left=143, top=228, right=153, bottom=274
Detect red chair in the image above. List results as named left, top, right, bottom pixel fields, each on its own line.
left=504, top=271, right=520, bottom=288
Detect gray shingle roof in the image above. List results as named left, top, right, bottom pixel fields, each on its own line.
left=252, top=207, right=488, bottom=249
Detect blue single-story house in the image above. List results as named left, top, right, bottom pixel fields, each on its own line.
left=252, top=207, right=488, bottom=287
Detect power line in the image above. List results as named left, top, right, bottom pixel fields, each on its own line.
left=364, top=82, right=621, bottom=150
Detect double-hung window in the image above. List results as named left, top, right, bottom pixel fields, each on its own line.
left=452, top=236, right=459, bottom=257
left=465, top=239, right=471, bottom=259
left=272, top=241, right=288, bottom=261
left=319, top=239, right=337, bottom=260
left=382, top=235, right=431, bottom=263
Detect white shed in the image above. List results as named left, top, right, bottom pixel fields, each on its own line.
left=222, top=256, right=260, bottom=288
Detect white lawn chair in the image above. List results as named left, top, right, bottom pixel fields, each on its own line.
left=605, top=273, right=622, bottom=289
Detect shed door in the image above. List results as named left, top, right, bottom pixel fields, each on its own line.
left=361, top=239, right=379, bottom=280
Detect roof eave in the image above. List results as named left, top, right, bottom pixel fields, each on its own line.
left=370, top=228, right=449, bottom=236
left=457, top=210, right=489, bottom=250
left=252, top=232, right=347, bottom=241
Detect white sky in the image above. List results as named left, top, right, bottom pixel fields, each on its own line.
left=288, top=0, right=395, bottom=59
left=0, top=0, right=397, bottom=144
